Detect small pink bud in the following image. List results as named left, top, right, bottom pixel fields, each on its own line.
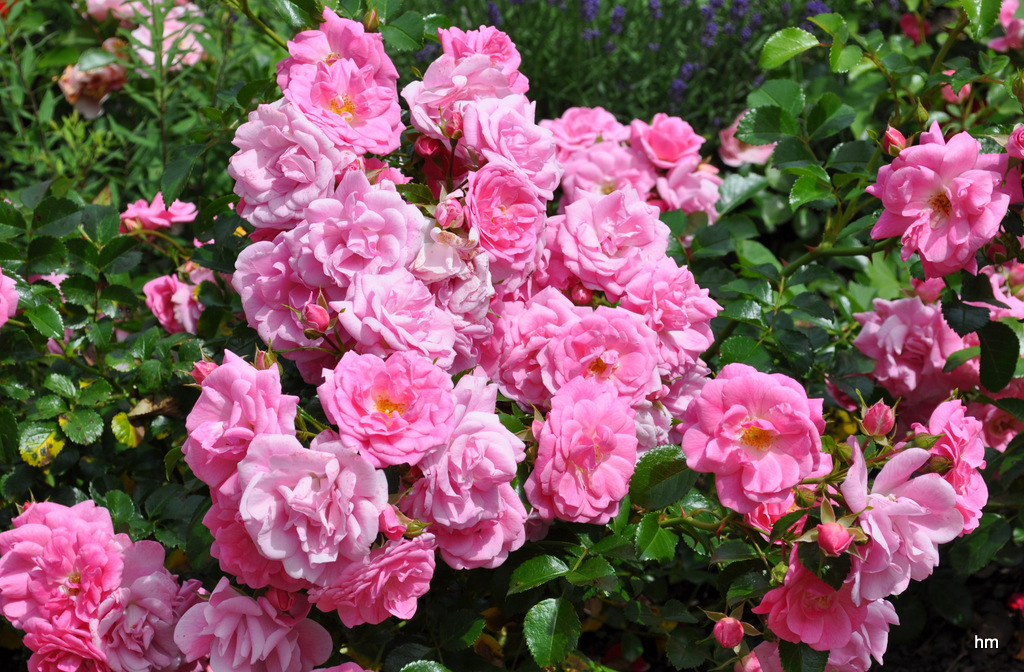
left=882, top=126, right=906, bottom=156
left=734, top=652, right=763, bottom=672
left=570, top=283, right=593, bottom=305
left=301, top=302, right=330, bottom=333
left=1009, top=263, right=1024, bottom=287
left=862, top=400, right=895, bottom=437
left=987, top=242, right=1009, bottom=264
left=362, top=8, right=380, bottom=32
left=899, top=12, right=929, bottom=45
left=713, top=617, right=744, bottom=649
left=254, top=349, right=277, bottom=371
left=414, top=135, right=444, bottom=158
left=379, top=505, right=409, bottom=541
left=444, top=109, right=463, bottom=138
left=190, top=360, right=218, bottom=385
left=435, top=197, right=465, bottom=229
left=1008, top=125, right=1024, bottom=160
left=817, top=522, right=854, bottom=556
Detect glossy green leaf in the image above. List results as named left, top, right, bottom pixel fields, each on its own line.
left=523, top=598, right=580, bottom=668
left=26, top=304, right=64, bottom=341
left=963, top=0, right=1002, bottom=40
left=59, top=409, right=104, bottom=445
left=508, top=555, right=570, bottom=595
left=759, top=28, right=820, bottom=69
left=778, top=640, right=829, bottom=672
left=635, top=512, right=678, bottom=563
left=747, top=80, right=806, bottom=118
left=629, top=445, right=696, bottom=510
left=978, top=321, right=1019, bottom=393
left=736, top=107, right=800, bottom=145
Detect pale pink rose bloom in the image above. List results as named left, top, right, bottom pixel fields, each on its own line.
left=460, top=94, right=563, bottom=199
left=431, top=483, right=528, bottom=570
left=633, top=400, right=673, bottom=453
left=538, top=305, right=661, bottom=406
left=25, top=619, right=107, bottom=672
left=539, top=106, right=630, bottom=162
left=560, top=141, right=658, bottom=204
left=276, top=8, right=398, bottom=92
left=617, top=257, right=721, bottom=378
left=121, top=192, right=196, bottom=232
left=236, top=433, right=388, bottom=584
left=417, top=230, right=495, bottom=325
left=1007, top=125, right=1024, bottom=159
left=941, top=69, right=971, bottom=104
left=0, top=265, right=17, bottom=329
left=229, top=100, right=358, bottom=232
left=752, top=547, right=868, bottom=651
left=662, top=361, right=712, bottom=444
left=990, top=0, right=1024, bottom=51
left=911, top=399, right=987, bottom=534
left=174, top=577, right=332, bottom=672
left=825, top=598, right=899, bottom=672
left=92, top=541, right=201, bottom=672
left=438, top=25, right=529, bottom=93
left=853, top=297, right=976, bottom=424
left=525, top=214, right=576, bottom=297
left=680, top=363, right=826, bottom=514
left=656, top=162, right=723, bottom=223
left=841, top=439, right=964, bottom=603
left=317, top=351, right=456, bottom=468
left=525, top=377, right=638, bottom=524
left=967, top=395, right=1023, bottom=452
left=282, top=57, right=403, bottom=156
left=465, top=163, right=547, bottom=284
left=85, top=0, right=132, bottom=20
left=402, top=53, right=515, bottom=141
left=557, top=187, right=669, bottom=296
left=0, top=501, right=130, bottom=630
left=629, top=113, right=705, bottom=170
left=143, top=274, right=203, bottom=334
left=182, top=350, right=299, bottom=489
left=909, top=277, right=945, bottom=303
left=718, top=110, right=776, bottom=167
left=132, top=3, right=207, bottom=73
left=309, top=534, right=436, bottom=627
left=866, top=121, right=1011, bottom=278
left=749, top=642, right=781, bottom=672
left=58, top=38, right=128, bottom=119
left=332, top=269, right=459, bottom=370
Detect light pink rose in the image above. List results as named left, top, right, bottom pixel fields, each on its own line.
left=967, top=394, right=1024, bottom=452
left=0, top=501, right=130, bottom=630
left=236, top=433, right=388, bottom=584
left=438, top=25, right=528, bottom=93
left=866, top=121, right=1012, bottom=277
left=841, top=439, right=964, bottom=603
left=174, top=577, right=332, bottom=672
left=680, top=363, right=826, bottom=514
left=143, top=274, right=203, bottom=334
left=317, top=351, right=456, bottom=468
left=229, top=99, right=358, bottom=232
left=430, top=483, right=527, bottom=570
left=990, top=0, right=1024, bottom=51
left=560, top=141, right=658, bottom=204
left=825, top=598, right=899, bottom=672
left=309, top=534, right=436, bottom=627
left=718, top=110, right=776, bottom=167
left=941, top=69, right=970, bottom=105
left=131, top=3, right=207, bottom=73
left=85, top=0, right=132, bottom=20
left=656, top=162, right=722, bottom=223
left=752, top=547, right=868, bottom=651
left=182, top=350, right=299, bottom=489
left=1010, top=126, right=1024, bottom=160
left=465, top=163, right=547, bottom=284
left=557, top=187, right=669, bottom=296
left=121, top=192, right=196, bottom=232
left=332, top=269, right=459, bottom=370
left=525, top=377, right=638, bottom=524
left=538, top=305, right=661, bottom=406
left=0, top=265, right=17, bottom=329
left=629, top=113, right=704, bottom=170
left=25, top=619, right=107, bottom=672
left=539, top=106, right=630, bottom=162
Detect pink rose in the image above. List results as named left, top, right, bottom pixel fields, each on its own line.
left=560, top=141, right=658, bottom=204
left=0, top=265, right=17, bottom=329
left=25, top=620, right=107, bottom=672
left=438, top=25, right=528, bottom=93
left=866, top=121, right=1012, bottom=278
left=990, top=0, right=1024, bottom=51
left=899, top=12, right=930, bottom=45
left=882, top=126, right=906, bottom=156
left=539, top=106, right=630, bottom=162
left=121, top=192, right=196, bottom=232
left=825, top=598, right=899, bottom=672
left=816, top=522, right=855, bottom=556
left=309, top=534, right=436, bottom=627
left=862, top=400, right=896, bottom=437
left=143, top=274, right=203, bottom=334
left=229, top=99, right=358, bottom=232
left=713, top=617, right=744, bottom=649
left=174, top=577, right=332, bottom=672
left=629, top=113, right=704, bottom=169
left=182, top=350, right=299, bottom=489
left=941, top=69, right=970, bottom=105
left=680, top=363, right=826, bottom=514
left=430, top=483, right=527, bottom=570
left=131, top=3, right=207, bottom=72
left=718, top=110, right=776, bottom=167
left=656, top=162, right=722, bottom=223
left=525, top=377, right=638, bottom=524
left=1007, top=125, right=1024, bottom=159
left=317, top=351, right=457, bottom=468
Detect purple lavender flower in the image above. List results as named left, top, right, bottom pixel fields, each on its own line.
left=701, top=22, right=719, bottom=48
left=582, top=27, right=601, bottom=41
left=700, top=5, right=714, bottom=20
left=580, top=0, right=601, bottom=22
left=414, top=41, right=440, bottom=64
left=610, top=5, right=626, bottom=34
left=648, top=41, right=660, bottom=51
left=487, top=1, right=501, bottom=25
left=750, top=11, right=762, bottom=28
left=604, top=40, right=617, bottom=53
left=649, top=0, right=662, bottom=19
left=805, top=0, right=831, bottom=15
left=731, top=0, right=749, bottom=19
left=669, top=78, right=688, bottom=105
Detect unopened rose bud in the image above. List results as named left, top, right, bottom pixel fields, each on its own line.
left=435, top=197, right=465, bottom=229
left=301, top=302, right=330, bottom=333
left=363, top=8, right=380, bottom=32
left=915, top=100, right=930, bottom=125
left=570, top=283, right=593, bottom=305
left=1008, top=125, right=1024, bottom=160
left=713, top=617, right=745, bottom=649
left=882, top=126, right=906, bottom=156
left=793, top=486, right=817, bottom=508
left=734, top=652, right=762, bottom=672
left=923, top=454, right=953, bottom=474
left=444, top=109, right=464, bottom=138
left=254, top=349, right=277, bottom=371
left=862, top=400, right=895, bottom=437
left=1009, top=263, right=1024, bottom=287
left=190, top=360, right=218, bottom=385
left=816, top=522, right=855, bottom=556
left=414, top=135, right=444, bottom=158
left=987, top=242, right=1009, bottom=264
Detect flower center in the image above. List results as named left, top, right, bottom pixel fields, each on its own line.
left=328, top=95, right=356, bottom=121
left=64, top=570, right=81, bottom=596
left=740, top=426, right=774, bottom=451
left=375, top=394, right=406, bottom=417
left=928, top=191, right=952, bottom=226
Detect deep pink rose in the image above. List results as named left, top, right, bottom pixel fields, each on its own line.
left=121, top=192, right=196, bottom=232
left=182, top=350, right=299, bottom=489
left=539, top=106, right=630, bottom=162
left=718, top=110, right=776, bottom=167
left=629, top=113, right=704, bottom=170
left=1008, top=125, right=1024, bottom=159
left=817, top=522, right=855, bottom=556
left=941, top=69, right=970, bottom=105
left=900, top=12, right=930, bottom=45
left=25, top=619, right=107, bottom=672
left=680, top=363, right=826, bottom=514
left=143, top=274, right=203, bottom=334
left=0, top=265, right=17, bottom=329
left=310, top=534, right=436, bottom=627
left=560, top=141, right=658, bottom=204
left=174, top=577, right=332, bottom=672
left=713, top=617, right=744, bottom=649
left=525, top=377, right=638, bottom=524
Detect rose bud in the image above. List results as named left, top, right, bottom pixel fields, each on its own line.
left=713, top=617, right=744, bottom=649
left=862, top=400, right=895, bottom=437
left=817, top=522, right=855, bottom=556
left=1007, top=125, right=1024, bottom=160
left=190, top=360, right=219, bottom=385
left=301, top=301, right=331, bottom=333
left=882, top=126, right=906, bottom=156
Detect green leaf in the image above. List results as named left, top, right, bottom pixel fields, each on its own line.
left=789, top=174, right=835, bottom=210
left=736, top=240, right=783, bottom=272
left=25, top=304, right=64, bottom=340
left=400, top=664, right=452, bottom=672
left=746, top=80, right=806, bottom=118
left=719, top=335, right=772, bottom=370
left=98, top=237, right=142, bottom=275
left=943, top=346, right=981, bottom=373
left=771, top=137, right=817, bottom=169
left=759, top=28, right=820, bottom=69
left=34, top=198, right=82, bottom=238
left=59, top=409, right=104, bottom=444
left=368, top=0, right=403, bottom=22
left=30, top=395, right=67, bottom=420
left=806, top=93, right=856, bottom=141
left=717, top=173, right=769, bottom=216
left=0, top=408, right=19, bottom=463
left=629, top=445, right=696, bottom=510
left=809, top=13, right=849, bottom=41
left=523, top=598, right=581, bottom=668
left=721, top=299, right=763, bottom=323
left=20, top=180, right=53, bottom=210
left=160, top=145, right=205, bottom=204
left=736, top=107, right=800, bottom=145
left=778, top=640, right=829, bottom=672
left=44, top=373, right=78, bottom=399
left=508, top=555, right=570, bottom=595
left=978, top=321, right=1019, bottom=393
left=566, top=557, right=615, bottom=586
left=710, top=539, right=760, bottom=564
left=438, top=609, right=485, bottom=651
left=635, top=512, right=678, bottom=563
left=830, top=43, right=862, bottom=73
left=941, top=299, right=990, bottom=336
left=111, top=413, right=140, bottom=448
left=77, top=48, right=118, bottom=71
left=949, top=513, right=1011, bottom=576
left=666, top=629, right=707, bottom=669
left=105, top=490, right=136, bottom=529
left=963, top=0, right=1002, bottom=40
left=382, top=11, right=424, bottom=51
left=267, top=0, right=309, bottom=30
left=788, top=293, right=834, bottom=320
